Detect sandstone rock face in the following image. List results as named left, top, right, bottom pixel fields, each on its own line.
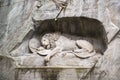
left=0, top=0, right=120, bottom=80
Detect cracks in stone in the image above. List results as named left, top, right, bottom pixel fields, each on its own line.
left=81, top=61, right=98, bottom=80
left=98, top=71, right=107, bottom=80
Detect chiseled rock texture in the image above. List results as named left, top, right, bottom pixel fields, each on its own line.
left=0, top=0, right=120, bottom=80
left=0, top=55, right=15, bottom=80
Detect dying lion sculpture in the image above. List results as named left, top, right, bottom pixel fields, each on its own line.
left=42, top=33, right=96, bottom=61
left=29, top=33, right=96, bottom=62
left=32, top=16, right=108, bottom=54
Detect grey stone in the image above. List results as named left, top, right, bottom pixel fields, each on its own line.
left=0, top=0, right=120, bottom=80
left=0, top=55, right=15, bottom=80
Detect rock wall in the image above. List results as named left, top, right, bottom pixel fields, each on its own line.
left=0, top=0, right=120, bottom=80
left=0, top=0, right=34, bottom=55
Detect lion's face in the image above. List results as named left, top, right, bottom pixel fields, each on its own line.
left=41, top=38, right=50, bottom=49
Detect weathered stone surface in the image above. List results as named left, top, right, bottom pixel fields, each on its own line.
left=47, top=52, right=101, bottom=67
left=0, top=0, right=120, bottom=80
left=0, top=55, right=15, bottom=80
left=0, top=0, right=35, bottom=56
left=9, top=53, right=98, bottom=80
left=0, top=0, right=12, bottom=49
left=14, top=54, right=45, bottom=67
left=90, top=37, right=120, bottom=80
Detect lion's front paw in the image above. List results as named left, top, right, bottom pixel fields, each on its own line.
left=44, top=55, right=51, bottom=62
left=37, top=47, right=45, bottom=51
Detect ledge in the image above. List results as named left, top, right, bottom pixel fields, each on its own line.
left=15, top=66, right=91, bottom=69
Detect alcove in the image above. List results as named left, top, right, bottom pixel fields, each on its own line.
left=33, top=16, right=108, bottom=54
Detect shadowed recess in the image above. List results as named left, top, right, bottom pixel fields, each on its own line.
left=32, top=16, right=108, bottom=54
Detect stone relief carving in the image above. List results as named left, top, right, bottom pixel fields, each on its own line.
left=0, top=0, right=119, bottom=80
left=9, top=16, right=107, bottom=68
left=32, top=16, right=108, bottom=54
left=29, top=32, right=96, bottom=62
left=8, top=6, right=108, bottom=78
left=8, top=0, right=110, bottom=79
